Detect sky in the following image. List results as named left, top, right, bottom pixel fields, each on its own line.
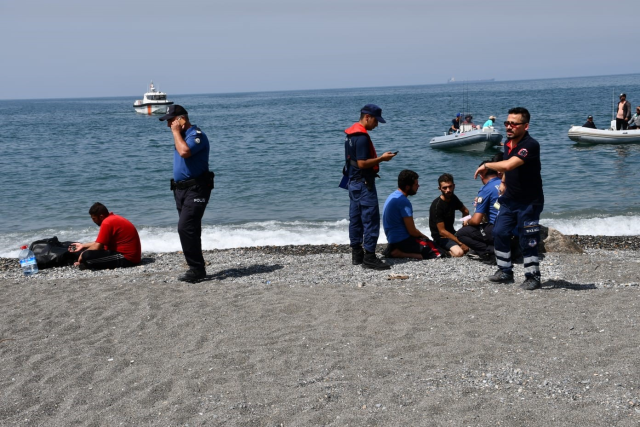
left=1, top=0, right=638, bottom=100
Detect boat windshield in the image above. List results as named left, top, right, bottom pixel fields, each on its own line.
left=147, top=94, right=167, bottom=100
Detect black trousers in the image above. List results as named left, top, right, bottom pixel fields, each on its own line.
left=81, top=250, right=136, bottom=270
left=456, top=223, right=494, bottom=256
left=616, top=118, right=628, bottom=130
left=174, top=183, right=211, bottom=270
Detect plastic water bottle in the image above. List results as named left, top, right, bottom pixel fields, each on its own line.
left=18, top=245, right=38, bottom=276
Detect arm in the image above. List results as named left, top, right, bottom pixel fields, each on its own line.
left=459, top=204, right=469, bottom=217
left=436, top=222, right=465, bottom=246
left=69, top=241, right=104, bottom=252
left=474, top=156, right=524, bottom=179
left=171, top=120, right=192, bottom=158
left=357, top=152, right=396, bottom=169
left=465, top=212, right=485, bottom=227
left=403, top=216, right=427, bottom=239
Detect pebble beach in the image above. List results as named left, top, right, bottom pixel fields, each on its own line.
left=1, top=235, right=640, bottom=425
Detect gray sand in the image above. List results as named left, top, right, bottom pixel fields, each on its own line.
left=1, top=245, right=640, bottom=426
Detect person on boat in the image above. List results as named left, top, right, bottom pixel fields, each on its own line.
left=482, top=115, right=497, bottom=130
left=462, top=114, right=477, bottom=130
left=456, top=161, right=501, bottom=264
left=69, top=202, right=141, bottom=270
left=628, top=107, right=640, bottom=130
left=428, top=173, right=470, bottom=257
left=616, top=93, right=631, bottom=130
left=382, top=170, right=441, bottom=260
left=474, top=107, right=543, bottom=290
left=344, top=104, right=396, bottom=270
left=582, top=115, right=596, bottom=129
left=160, top=105, right=214, bottom=283
left=448, top=113, right=461, bottom=134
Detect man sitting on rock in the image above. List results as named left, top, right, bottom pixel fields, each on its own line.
left=456, top=160, right=501, bottom=264
left=382, top=170, right=441, bottom=260
left=69, top=202, right=141, bottom=270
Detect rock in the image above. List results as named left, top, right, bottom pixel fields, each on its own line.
left=540, top=226, right=583, bottom=254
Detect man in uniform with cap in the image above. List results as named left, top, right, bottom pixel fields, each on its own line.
left=344, top=104, right=396, bottom=270
left=449, top=113, right=462, bottom=134
left=160, top=105, right=213, bottom=283
left=616, top=93, right=631, bottom=130
left=582, top=115, right=596, bottom=129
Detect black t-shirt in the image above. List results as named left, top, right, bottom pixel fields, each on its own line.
left=429, top=194, right=463, bottom=241
left=504, top=132, right=544, bottom=204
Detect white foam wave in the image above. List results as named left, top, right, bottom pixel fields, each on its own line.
left=1, top=216, right=638, bottom=258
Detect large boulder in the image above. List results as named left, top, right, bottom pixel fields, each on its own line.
left=540, top=225, right=584, bottom=254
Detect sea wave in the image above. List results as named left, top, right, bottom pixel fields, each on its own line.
left=1, top=216, right=639, bottom=258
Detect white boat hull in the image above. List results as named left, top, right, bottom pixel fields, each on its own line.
left=430, top=129, right=503, bottom=151
left=133, top=102, right=173, bottom=115
left=567, top=126, right=640, bottom=144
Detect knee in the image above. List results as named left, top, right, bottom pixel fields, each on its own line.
left=450, top=246, right=465, bottom=257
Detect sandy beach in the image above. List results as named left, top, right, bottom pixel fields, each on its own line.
left=1, top=238, right=640, bottom=426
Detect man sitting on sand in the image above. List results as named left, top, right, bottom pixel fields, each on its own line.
left=69, top=202, right=141, bottom=270
left=382, top=170, right=441, bottom=260
left=429, top=173, right=470, bottom=257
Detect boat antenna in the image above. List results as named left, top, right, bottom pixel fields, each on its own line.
left=612, top=88, right=615, bottom=121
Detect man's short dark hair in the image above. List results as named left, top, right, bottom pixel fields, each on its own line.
left=479, top=160, right=498, bottom=177
left=508, top=107, right=530, bottom=124
left=438, top=173, right=454, bottom=186
left=89, top=202, right=109, bottom=217
left=398, top=169, right=419, bottom=189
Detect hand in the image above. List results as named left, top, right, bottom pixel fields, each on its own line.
left=69, top=242, right=83, bottom=253
left=170, top=118, right=183, bottom=133
left=473, top=164, right=486, bottom=179
left=380, top=151, right=397, bottom=162
left=460, top=243, right=469, bottom=253
left=498, top=182, right=506, bottom=195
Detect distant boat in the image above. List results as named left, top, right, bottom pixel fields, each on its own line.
left=430, top=124, right=503, bottom=151
left=133, top=81, right=173, bottom=115
left=568, top=120, right=640, bottom=144
left=447, top=77, right=495, bottom=84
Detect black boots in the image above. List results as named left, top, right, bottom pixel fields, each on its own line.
left=362, top=250, right=391, bottom=270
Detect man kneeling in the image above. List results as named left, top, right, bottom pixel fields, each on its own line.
left=382, top=170, right=440, bottom=260
left=69, top=202, right=141, bottom=270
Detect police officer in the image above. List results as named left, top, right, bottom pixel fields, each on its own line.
left=344, top=104, right=396, bottom=270
left=457, top=160, right=501, bottom=263
left=474, top=107, right=544, bottom=290
left=160, top=105, right=213, bottom=283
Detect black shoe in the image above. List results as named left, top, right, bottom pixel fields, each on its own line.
left=520, top=276, right=541, bottom=290
left=480, top=253, right=497, bottom=265
left=488, top=269, right=514, bottom=283
left=362, top=251, right=391, bottom=270
left=179, top=268, right=206, bottom=283
left=352, top=246, right=364, bottom=265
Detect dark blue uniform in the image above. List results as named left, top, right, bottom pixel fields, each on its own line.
left=493, top=132, right=544, bottom=279
left=344, top=123, right=379, bottom=253
left=173, top=125, right=212, bottom=271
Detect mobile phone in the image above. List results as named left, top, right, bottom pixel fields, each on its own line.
left=393, top=151, right=399, bottom=155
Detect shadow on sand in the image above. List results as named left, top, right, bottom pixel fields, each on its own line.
left=207, top=264, right=284, bottom=281
left=543, top=280, right=598, bottom=291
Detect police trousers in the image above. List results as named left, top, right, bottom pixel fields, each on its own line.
left=456, top=223, right=494, bottom=256
left=348, top=180, right=380, bottom=253
left=174, top=183, right=211, bottom=270
left=493, top=198, right=543, bottom=278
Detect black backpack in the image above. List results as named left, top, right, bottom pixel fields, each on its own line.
left=29, top=236, right=80, bottom=269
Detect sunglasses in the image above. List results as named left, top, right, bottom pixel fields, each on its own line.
left=504, top=121, right=527, bottom=128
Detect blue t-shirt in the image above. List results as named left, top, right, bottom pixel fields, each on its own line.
left=475, top=176, right=501, bottom=224
left=482, top=119, right=494, bottom=128
left=173, top=125, right=210, bottom=181
left=382, top=190, right=413, bottom=243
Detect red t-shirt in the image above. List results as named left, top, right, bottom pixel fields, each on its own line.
left=95, top=213, right=141, bottom=264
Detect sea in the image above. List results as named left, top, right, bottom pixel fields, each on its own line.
left=1, top=74, right=639, bottom=258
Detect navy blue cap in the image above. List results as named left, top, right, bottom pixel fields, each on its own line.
left=361, top=104, right=386, bottom=123
left=159, top=104, right=188, bottom=121
left=456, top=113, right=461, bottom=117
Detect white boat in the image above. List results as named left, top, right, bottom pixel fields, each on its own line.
left=430, top=124, right=503, bottom=151
left=133, top=81, right=173, bottom=115
left=568, top=119, right=640, bottom=144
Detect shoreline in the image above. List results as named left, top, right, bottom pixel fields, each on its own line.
left=2, top=236, right=640, bottom=425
